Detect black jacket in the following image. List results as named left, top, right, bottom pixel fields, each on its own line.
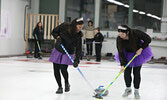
left=51, top=22, right=82, bottom=62
left=33, top=27, right=44, bottom=41
left=94, top=32, right=104, bottom=44
left=116, top=29, right=151, bottom=66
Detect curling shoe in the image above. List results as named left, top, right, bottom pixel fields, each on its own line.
left=56, top=87, right=63, bottom=94
left=122, top=87, right=132, bottom=97
left=134, top=89, right=140, bottom=99
left=65, top=83, right=70, bottom=92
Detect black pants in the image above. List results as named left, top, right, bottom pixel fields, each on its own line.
left=34, top=40, right=41, bottom=58
left=95, top=44, right=102, bottom=61
left=86, top=38, right=94, bottom=55
left=124, top=66, right=142, bottom=89
left=53, top=63, right=69, bottom=88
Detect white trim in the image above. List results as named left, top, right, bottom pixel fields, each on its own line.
left=76, top=17, right=83, bottom=22
left=118, top=26, right=127, bottom=30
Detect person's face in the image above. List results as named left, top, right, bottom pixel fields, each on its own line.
left=88, top=22, right=92, bottom=26
left=76, top=24, right=84, bottom=32
left=118, top=32, right=127, bottom=39
left=95, top=29, right=98, bottom=34
left=38, top=22, right=42, bottom=27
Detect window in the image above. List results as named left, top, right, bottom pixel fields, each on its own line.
left=133, top=0, right=162, bottom=32
left=100, top=0, right=129, bottom=30
left=66, top=0, right=95, bottom=23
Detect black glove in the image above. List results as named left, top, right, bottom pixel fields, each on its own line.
left=73, top=59, right=79, bottom=68
left=54, top=38, right=65, bottom=53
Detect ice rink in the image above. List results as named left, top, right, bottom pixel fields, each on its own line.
left=0, top=57, right=167, bottom=100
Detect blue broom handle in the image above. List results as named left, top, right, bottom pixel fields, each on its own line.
left=60, top=44, right=94, bottom=90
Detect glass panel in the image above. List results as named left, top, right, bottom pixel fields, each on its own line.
left=39, top=0, right=59, bottom=14
left=66, top=0, right=95, bottom=23
left=133, top=0, right=162, bottom=32
left=100, top=0, right=129, bottom=30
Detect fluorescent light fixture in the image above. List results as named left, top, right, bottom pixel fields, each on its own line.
left=146, top=13, right=152, bottom=16
left=151, top=15, right=161, bottom=20
left=139, top=11, right=146, bottom=15
left=133, top=9, right=139, bottom=13
left=123, top=4, right=129, bottom=8
left=156, top=17, right=161, bottom=20
left=146, top=13, right=161, bottom=20
left=107, top=0, right=124, bottom=6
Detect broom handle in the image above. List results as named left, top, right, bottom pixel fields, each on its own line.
left=35, top=34, right=41, bottom=52
left=100, top=54, right=137, bottom=97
